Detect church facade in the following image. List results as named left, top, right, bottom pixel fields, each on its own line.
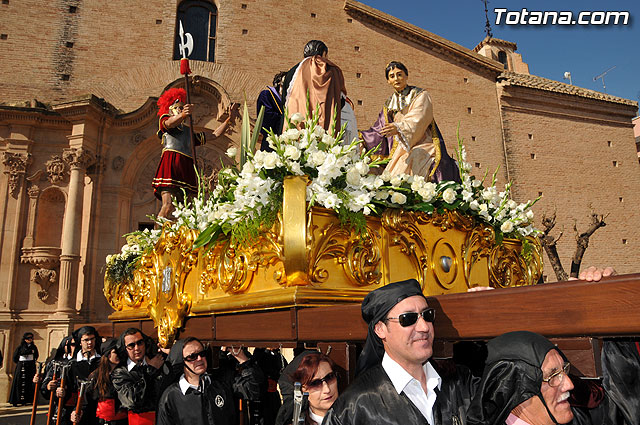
left=0, top=0, right=638, bottom=400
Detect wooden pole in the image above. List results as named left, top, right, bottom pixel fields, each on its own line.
left=46, top=364, right=58, bottom=425
left=72, top=381, right=88, bottom=424
left=183, top=72, right=199, bottom=175
left=55, top=365, right=68, bottom=425
left=30, top=362, right=44, bottom=425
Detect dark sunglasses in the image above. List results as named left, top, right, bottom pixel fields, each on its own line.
left=385, top=308, right=436, bottom=327
left=306, top=371, right=337, bottom=390
left=125, top=339, right=145, bottom=350
left=184, top=350, right=207, bottom=362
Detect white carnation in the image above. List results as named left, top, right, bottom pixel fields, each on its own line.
left=442, top=187, right=457, bottom=204
left=500, top=220, right=514, bottom=234
left=390, top=192, right=407, bottom=205
left=284, top=145, right=301, bottom=160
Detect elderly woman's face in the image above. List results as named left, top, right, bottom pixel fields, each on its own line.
left=387, top=67, right=408, bottom=92
left=303, top=361, right=338, bottom=417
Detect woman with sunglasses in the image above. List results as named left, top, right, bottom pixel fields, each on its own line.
left=74, top=339, right=127, bottom=425
left=290, top=353, right=339, bottom=425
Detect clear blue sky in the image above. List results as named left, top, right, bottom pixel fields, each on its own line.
left=361, top=0, right=639, bottom=112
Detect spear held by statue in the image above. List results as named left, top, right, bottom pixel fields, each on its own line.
left=178, top=20, right=199, bottom=174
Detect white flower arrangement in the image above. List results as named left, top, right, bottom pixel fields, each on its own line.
left=107, top=106, right=540, bottom=276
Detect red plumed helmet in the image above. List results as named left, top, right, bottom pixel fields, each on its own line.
left=157, top=88, right=187, bottom=116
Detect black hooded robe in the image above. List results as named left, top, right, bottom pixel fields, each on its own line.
left=9, top=340, right=39, bottom=406
left=157, top=377, right=237, bottom=425
left=323, top=359, right=477, bottom=425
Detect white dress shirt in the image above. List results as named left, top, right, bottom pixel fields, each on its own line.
left=178, top=374, right=199, bottom=395
left=381, top=352, right=442, bottom=425
left=76, top=350, right=100, bottom=362
left=127, top=356, right=148, bottom=371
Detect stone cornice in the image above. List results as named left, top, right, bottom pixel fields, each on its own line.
left=0, top=106, right=70, bottom=128
left=112, top=97, right=158, bottom=129
left=343, top=0, right=504, bottom=77
left=52, top=94, right=119, bottom=123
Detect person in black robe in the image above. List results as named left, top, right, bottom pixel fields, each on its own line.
left=111, top=328, right=172, bottom=425
left=40, top=335, right=75, bottom=425
left=257, top=72, right=286, bottom=152
left=324, top=279, right=478, bottom=425
left=65, top=326, right=102, bottom=425
left=157, top=337, right=265, bottom=425
left=9, top=332, right=39, bottom=406
left=467, top=331, right=582, bottom=425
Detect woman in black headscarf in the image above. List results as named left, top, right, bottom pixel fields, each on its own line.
left=9, top=332, right=39, bottom=406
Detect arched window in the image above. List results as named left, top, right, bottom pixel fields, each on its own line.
left=497, top=50, right=508, bottom=69
left=174, top=0, right=217, bottom=62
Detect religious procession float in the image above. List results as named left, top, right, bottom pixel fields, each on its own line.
left=100, top=55, right=638, bottom=384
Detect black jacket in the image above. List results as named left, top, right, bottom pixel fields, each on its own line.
left=324, top=360, right=478, bottom=425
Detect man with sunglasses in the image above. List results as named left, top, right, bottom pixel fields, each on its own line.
left=467, top=331, right=576, bottom=425
left=112, top=328, right=171, bottom=425
left=157, top=337, right=265, bottom=425
left=324, top=279, right=477, bottom=425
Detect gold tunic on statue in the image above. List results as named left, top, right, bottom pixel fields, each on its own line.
left=385, top=87, right=438, bottom=177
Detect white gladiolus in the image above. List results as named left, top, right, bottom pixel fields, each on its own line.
left=290, top=113, right=304, bottom=124
left=226, top=147, right=237, bottom=158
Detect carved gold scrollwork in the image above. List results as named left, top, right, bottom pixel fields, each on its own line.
left=199, top=217, right=285, bottom=295
left=137, top=227, right=198, bottom=347
left=103, top=254, right=149, bottom=311
left=308, top=223, right=350, bottom=285
left=343, top=229, right=382, bottom=287
left=381, top=209, right=429, bottom=287
left=462, top=225, right=496, bottom=289
left=430, top=210, right=475, bottom=232
left=489, top=237, right=543, bottom=288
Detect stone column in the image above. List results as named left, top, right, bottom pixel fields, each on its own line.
left=22, top=184, right=40, bottom=248
left=56, top=148, right=95, bottom=315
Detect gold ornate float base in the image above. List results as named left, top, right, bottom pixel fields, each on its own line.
left=105, top=176, right=542, bottom=346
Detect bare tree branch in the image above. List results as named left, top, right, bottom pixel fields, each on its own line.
left=540, top=210, right=568, bottom=281
left=570, top=213, right=608, bottom=278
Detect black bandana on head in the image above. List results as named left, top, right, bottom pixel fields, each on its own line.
left=355, top=279, right=426, bottom=377
left=100, top=338, right=118, bottom=356
left=467, top=331, right=566, bottom=425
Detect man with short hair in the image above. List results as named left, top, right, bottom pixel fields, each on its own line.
left=45, top=327, right=101, bottom=425
left=156, top=337, right=264, bottom=425
left=111, top=328, right=169, bottom=425
left=324, top=279, right=477, bottom=425
left=467, top=331, right=576, bottom=425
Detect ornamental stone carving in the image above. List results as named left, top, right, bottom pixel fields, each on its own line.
left=112, top=156, right=125, bottom=171
left=62, top=148, right=96, bottom=170
left=27, top=184, right=40, bottom=198
left=2, top=152, right=32, bottom=197
left=31, top=268, right=57, bottom=301
left=45, top=155, right=68, bottom=183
